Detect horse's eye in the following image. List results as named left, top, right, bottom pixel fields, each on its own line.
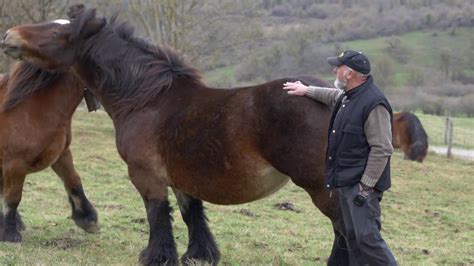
left=52, top=31, right=58, bottom=38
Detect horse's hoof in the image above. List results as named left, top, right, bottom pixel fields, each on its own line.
left=16, top=216, right=26, bottom=231
left=139, top=247, right=178, bottom=266
left=181, top=248, right=220, bottom=266
left=17, top=221, right=26, bottom=231
left=73, top=211, right=99, bottom=233
left=181, top=256, right=219, bottom=266
left=2, top=230, right=22, bottom=243
left=76, top=220, right=100, bottom=233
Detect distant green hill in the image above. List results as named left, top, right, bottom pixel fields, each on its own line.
left=204, top=27, right=473, bottom=88
left=343, top=27, right=473, bottom=86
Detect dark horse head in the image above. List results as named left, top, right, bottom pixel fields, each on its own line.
left=392, top=112, right=429, bottom=162
left=0, top=5, right=104, bottom=71
left=1, top=4, right=199, bottom=119
left=1, top=4, right=351, bottom=265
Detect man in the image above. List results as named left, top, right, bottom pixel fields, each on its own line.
left=283, top=50, right=397, bottom=265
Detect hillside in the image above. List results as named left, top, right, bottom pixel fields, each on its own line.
left=0, top=0, right=472, bottom=115
left=205, top=27, right=473, bottom=86
left=204, top=26, right=474, bottom=116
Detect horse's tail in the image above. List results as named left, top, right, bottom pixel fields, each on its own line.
left=405, top=113, right=429, bottom=162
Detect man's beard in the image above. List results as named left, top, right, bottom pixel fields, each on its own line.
left=334, top=76, right=347, bottom=90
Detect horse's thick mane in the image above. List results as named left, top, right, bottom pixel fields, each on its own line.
left=70, top=7, right=203, bottom=116
left=2, top=62, right=63, bottom=111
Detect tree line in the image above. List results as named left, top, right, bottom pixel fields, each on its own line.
left=0, top=0, right=472, bottom=116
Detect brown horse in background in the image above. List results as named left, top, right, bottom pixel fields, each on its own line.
left=0, top=61, right=99, bottom=242
left=1, top=5, right=352, bottom=265
left=392, top=111, right=429, bottom=162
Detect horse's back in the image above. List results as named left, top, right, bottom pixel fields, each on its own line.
left=210, top=77, right=331, bottom=164
left=291, top=75, right=332, bottom=88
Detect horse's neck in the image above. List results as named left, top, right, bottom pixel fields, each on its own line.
left=71, top=64, right=113, bottom=113
left=72, top=62, right=205, bottom=121
left=44, top=76, right=85, bottom=115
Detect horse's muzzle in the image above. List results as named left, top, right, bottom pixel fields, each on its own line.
left=1, top=31, right=23, bottom=59
left=1, top=43, right=22, bottom=59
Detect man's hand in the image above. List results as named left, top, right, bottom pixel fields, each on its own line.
left=353, top=183, right=374, bottom=207
left=359, top=183, right=374, bottom=198
left=283, top=81, right=308, bottom=96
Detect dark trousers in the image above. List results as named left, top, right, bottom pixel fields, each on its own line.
left=338, top=183, right=397, bottom=266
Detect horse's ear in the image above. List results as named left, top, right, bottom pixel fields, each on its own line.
left=67, top=4, right=85, bottom=19
left=81, top=17, right=106, bottom=39
left=66, top=4, right=105, bottom=39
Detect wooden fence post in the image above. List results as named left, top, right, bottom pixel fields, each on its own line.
left=446, top=117, right=453, bottom=158
left=444, top=117, right=449, bottom=144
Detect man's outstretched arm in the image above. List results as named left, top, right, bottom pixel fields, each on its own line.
left=283, top=81, right=342, bottom=109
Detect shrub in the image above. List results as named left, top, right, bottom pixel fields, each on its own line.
left=271, top=4, right=292, bottom=17
left=371, top=55, right=396, bottom=90
left=406, top=65, right=426, bottom=86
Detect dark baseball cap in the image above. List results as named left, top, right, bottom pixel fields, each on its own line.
left=327, top=50, right=371, bottom=75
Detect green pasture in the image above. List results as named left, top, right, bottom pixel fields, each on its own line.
left=0, top=108, right=472, bottom=265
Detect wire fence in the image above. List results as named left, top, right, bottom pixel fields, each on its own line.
left=416, top=113, right=474, bottom=150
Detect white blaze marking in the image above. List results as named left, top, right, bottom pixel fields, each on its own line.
left=52, top=19, right=70, bottom=25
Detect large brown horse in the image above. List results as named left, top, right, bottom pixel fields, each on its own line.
left=0, top=61, right=99, bottom=242
left=0, top=5, right=351, bottom=265
left=392, top=111, right=429, bottom=162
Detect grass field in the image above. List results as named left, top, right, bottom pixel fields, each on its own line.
left=0, top=107, right=472, bottom=265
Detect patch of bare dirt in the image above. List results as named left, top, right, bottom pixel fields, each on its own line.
left=43, top=237, right=83, bottom=250
left=273, top=202, right=301, bottom=213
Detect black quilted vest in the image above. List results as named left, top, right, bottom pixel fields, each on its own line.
left=324, top=76, right=393, bottom=191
